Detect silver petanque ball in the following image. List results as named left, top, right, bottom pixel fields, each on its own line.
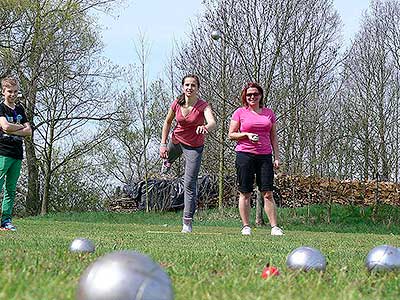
left=70, top=238, right=95, bottom=253
left=286, top=246, right=327, bottom=272
left=76, top=251, right=174, bottom=300
left=365, top=245, right=400, bottom=273
left=211, top=30, right=221, bottom=40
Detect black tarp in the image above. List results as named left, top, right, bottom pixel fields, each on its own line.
left=121, top=175, right=280, bottom=211
left=123, top=175, right=220, bottom=211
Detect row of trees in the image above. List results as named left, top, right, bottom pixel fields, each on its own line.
left=1, top=0, right=123, bottom=214
left=174, top=0, right=400, bottom=183
left=1, top=0, right=399, bottom=215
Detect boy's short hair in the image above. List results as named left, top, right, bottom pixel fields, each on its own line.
left=1, top=77, right=19, bottom=90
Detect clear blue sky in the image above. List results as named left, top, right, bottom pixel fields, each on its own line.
left=98, top=0, right=371, bottom=78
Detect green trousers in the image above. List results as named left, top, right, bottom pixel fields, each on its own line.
left=0, top=155, right=22, bottom=224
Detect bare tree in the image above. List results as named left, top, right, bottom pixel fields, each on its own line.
left=93, top=66, right=171, bottom=188
left=0, top=0, right=122, bottom=215
left=341, top=0, right=400, bottom=182
left=174, top=0, right=342, bottom=224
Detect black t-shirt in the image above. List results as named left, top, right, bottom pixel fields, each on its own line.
left=0, top=102, right=28, bottom=159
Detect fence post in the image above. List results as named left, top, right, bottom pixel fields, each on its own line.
left=372, top=172, right=380, bottom=222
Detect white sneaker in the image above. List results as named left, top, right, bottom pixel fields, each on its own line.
left=271, top=226, right=284, bottom=236
left=241, top=225, right=251, bottom=235
left=181, top=223, right=192, bottom=233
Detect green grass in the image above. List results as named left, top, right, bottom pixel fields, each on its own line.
left=1, top=205, right=400, bottom=300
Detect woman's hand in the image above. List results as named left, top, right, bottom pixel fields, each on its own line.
left=196, top=125, right=209, bottom=135
left=160, top=145, right=168, bottom=159
left=273, top=159, right=280, bottom=170
left=247, top=133, right=259, bottom=143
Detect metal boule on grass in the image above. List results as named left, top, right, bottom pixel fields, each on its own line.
left=365, top=245, right=400, bottom=273
left=286, top=246, right=327, bottom=272
left=211, top=30, right=221, bottom=40
left=76, top=250, right=174, bottom=300
left=70, top=238, right=95, bottom=253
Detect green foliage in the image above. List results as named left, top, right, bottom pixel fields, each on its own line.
left=47, top=158, right=106, bottom=212
left=1, top=205, right=400, bottom=299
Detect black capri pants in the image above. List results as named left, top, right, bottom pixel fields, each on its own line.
left=235, top=151, right=274, bottom=193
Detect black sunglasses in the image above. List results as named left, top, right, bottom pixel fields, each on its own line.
left=246, top=92, right=260, bottom=97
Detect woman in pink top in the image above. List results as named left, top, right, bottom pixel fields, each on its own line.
left=228, top=82, right=283, bottom=236
left=160, top=75, right=216, bottom=233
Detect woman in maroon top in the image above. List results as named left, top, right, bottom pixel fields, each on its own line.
left=160, top=74, right=216, bottom=233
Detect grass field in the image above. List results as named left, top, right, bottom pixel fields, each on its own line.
left=1, top=205, right=400, bottom=300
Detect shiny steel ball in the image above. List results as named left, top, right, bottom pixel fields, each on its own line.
left=70, top=238, right=95, bottom=253
left=286, top=246, right=327, bottom=272
left=211, top=30, right=221, bottom=40
left=365, top=245, right=400, bottom=273
left=76, top=251, right=174, bottom=300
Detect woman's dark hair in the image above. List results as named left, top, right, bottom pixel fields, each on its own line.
left=240, top=82, right=264, bottom=107
left=177, top=74, right=200, bottom=106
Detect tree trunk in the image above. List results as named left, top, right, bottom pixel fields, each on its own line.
left=20, top=73, right=41, bottom=216
left=25, top=138, right=40, bottom=215
left=218, top=36, right=227, bottom=210
left=41, top=123, right=54, bottom=215
left=41, top=167, right=51, bottom=216
left=255, top=189, right=265, bottom=226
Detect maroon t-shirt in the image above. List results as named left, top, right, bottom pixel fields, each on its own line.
left=170, top=98, right=208, bottom=147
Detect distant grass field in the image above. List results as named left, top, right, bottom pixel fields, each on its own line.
left=1, top=205, right=400, bottom=300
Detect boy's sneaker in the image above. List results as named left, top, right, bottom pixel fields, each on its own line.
left=271, top=226, right=284, bottom=236
left=161, top=160, right=171, bottom=175
left=181, top=223, right=192, bottom=233
left=241, top=225, right=251, bottom=235
left=1, top=220, right=17, bottom=231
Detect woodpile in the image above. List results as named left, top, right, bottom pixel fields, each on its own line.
left=108, top=174, right=400, bottom=212
left=107, top=197, right=138, bottom=212
left=275, top=174, right=400, bottom=208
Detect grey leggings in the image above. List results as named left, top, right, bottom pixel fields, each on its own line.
left=167, top=141, right=204, bottom=219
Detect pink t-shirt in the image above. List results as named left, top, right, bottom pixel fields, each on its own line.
left=231, top=107, right=276, bottom=155
left=171, top=98, right=208, bottom=147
